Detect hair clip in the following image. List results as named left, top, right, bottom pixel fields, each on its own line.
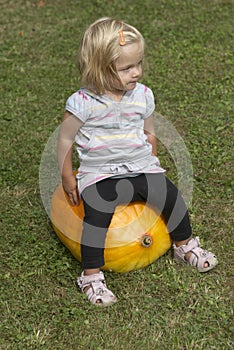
left=119, top=30, right=126, bottom=46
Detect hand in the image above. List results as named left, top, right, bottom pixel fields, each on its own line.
left=62, top=175, right=80, bottom=206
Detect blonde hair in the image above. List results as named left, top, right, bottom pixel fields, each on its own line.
left=78, top=17, right=144, bottom=95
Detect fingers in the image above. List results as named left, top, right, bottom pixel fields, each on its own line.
left=62, top=175, right=80, bottom=206
left=68, top=189, right=80, bottom=206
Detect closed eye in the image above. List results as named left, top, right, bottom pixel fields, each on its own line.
left=119, top=60, right=143, bottom=72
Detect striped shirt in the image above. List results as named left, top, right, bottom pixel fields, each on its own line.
left=65, top=83, right=165, bottom=193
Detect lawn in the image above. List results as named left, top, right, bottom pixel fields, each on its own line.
left=0, top=0, right=233, bottom=349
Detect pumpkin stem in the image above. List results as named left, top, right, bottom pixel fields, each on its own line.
left=141, top=234, right=153, bottom=248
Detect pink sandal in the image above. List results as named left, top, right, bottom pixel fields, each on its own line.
left=77, top=271, right=117, bottom=306
left=173, top=237, right=218, bottom=272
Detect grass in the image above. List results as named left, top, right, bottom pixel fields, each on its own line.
left=0, top=0, right=233, bottom=349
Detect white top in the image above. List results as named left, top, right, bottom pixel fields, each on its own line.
left=65, top=83, right=165, bottom=193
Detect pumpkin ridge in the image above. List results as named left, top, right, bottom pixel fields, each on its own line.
left=50, top=183, right=172, bottom=273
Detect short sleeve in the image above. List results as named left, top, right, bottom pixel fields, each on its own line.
left=142, top=86, right=155, bottom=119
left=65, top=90, right=89, bottom=123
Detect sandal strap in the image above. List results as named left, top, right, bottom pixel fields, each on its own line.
left=77, top=271, right=117, bottom=306
left=77, top=272, right=105, bottom=291
left=178, top=236, right=200, bottom=254
left=173, top=236, right=218, bottom=272
left=187, top=246, right=217, bottom=271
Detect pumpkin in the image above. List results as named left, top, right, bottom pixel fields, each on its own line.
left=50, top=183, right=172, bottom=273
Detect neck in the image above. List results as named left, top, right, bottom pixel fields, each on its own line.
left=105, top=89, right=126, bottom=102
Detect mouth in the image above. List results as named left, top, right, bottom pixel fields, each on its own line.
left=128, top=81, right=137, bottom=87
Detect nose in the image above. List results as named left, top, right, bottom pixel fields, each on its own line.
left=132, top=65, right=141, bottom=78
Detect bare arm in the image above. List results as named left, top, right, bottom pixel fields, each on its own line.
left=144, top=115, right=157, bottom=156
left=58, top=111, right=83, bottom=205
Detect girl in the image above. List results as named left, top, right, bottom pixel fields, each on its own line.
left=58, top=17, right=218, bottom=306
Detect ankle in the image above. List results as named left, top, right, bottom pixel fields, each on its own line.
left=83, top=268, right=100, bottom=276
left=174, top=237, right=192, bottom=247
left=82, top=269, right=101, bottom=294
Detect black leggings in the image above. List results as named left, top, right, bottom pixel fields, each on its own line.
left=81, top=173, right=192, bottom=269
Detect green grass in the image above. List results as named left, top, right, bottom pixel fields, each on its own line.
left=0, top=0, right=233, bottom=349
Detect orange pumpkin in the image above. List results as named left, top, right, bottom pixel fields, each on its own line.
left=50, top=183, right=171, bottom=273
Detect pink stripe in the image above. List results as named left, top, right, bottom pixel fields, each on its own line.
left=89, top=113, right=115, bottom=121
left=78, top=91, right=88, bottom=100
left=89, top=145, right=108, bottom=151
left=88, top=143, right=143, bottom=152
left=84, top=175, right=109, bottom=187
left=122, top=113, right=137, bottom=117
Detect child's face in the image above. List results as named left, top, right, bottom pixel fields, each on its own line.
left=115, top=42, right=144, bottom=92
